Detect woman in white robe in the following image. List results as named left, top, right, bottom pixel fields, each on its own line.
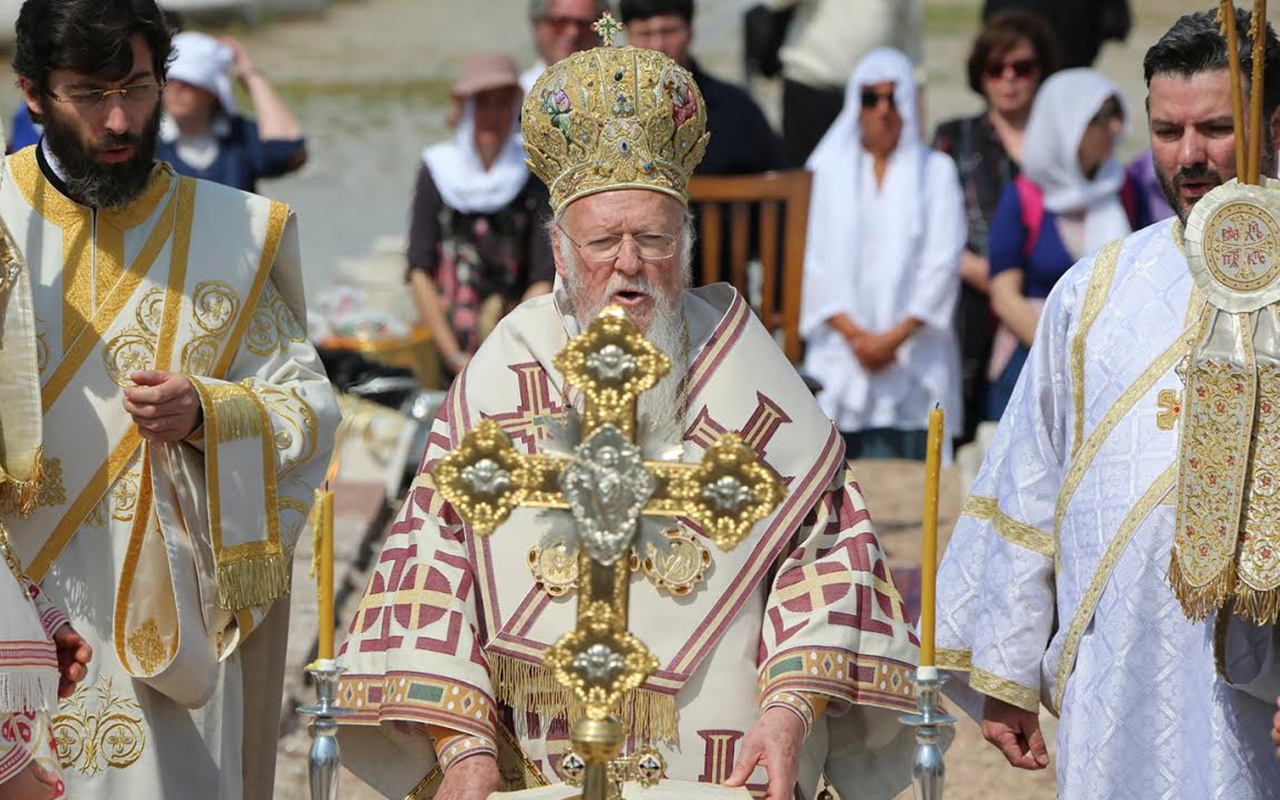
left=800, top=48, right=966, bottom=459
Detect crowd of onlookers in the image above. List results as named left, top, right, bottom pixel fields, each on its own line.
left=407, top=0, right=1150, bottom=460
left=7, top=0, right=1155, bottom=459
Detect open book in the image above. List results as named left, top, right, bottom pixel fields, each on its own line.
left=490, top=781, right=753, bottom=800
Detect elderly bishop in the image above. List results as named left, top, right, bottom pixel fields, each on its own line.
left=336, top=25, right=921, bottom=800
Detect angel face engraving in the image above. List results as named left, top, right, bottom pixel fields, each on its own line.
left=461, top=459, right=512, bottom=496
left=702, top=474, right=753, bottom=514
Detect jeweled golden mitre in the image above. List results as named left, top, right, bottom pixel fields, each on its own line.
left=521, top=45, right=709, bottom=214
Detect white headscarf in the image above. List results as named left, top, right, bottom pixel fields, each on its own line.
left=423, top=98, right=529, bottom=215
left=800, top=47, right=928, bottom=339
left=1021, top=68, right=1131, bottom=253
left=166, top=32, right=238, bottom=115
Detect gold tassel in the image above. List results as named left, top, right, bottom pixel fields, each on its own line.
left=0, top=447, right=45, bottom=518
left=1231, top=584, right=1280, bottom=625
left=487, top=651, right=678, bottom=743
left=1168, top=548, right=1236, bottom=622
left=216, top=553, right=291, bottom=611
left=206, top=384, right=265, bottom=442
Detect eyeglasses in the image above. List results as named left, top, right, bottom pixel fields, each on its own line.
left=558, top=226, right=679, bottom=264
left=45, top=82, right=164, bottom=112
left=860, top=89, right=896, bottom=110
left=538, top=15, right=596, bottom=35
left=983, top=58, right=1039, bottom=80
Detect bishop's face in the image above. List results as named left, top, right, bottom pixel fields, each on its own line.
left=553, top=189, right=690, bottom=334
left=21, top=34, right=162, bottom=209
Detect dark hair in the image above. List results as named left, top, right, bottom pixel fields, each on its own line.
left=966, top=10, right=1060, bottom=96
left=14, top=0, right=174, bottom=96
left=619, top=0, right=693, bottom=25
left=1144, top=9, right=1280, bottom=119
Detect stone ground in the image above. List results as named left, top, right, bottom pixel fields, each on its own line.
left=232, top=0, right=1217, bottom=797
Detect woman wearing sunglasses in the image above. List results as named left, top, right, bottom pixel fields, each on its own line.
left=984, top=68, right=1152, bottom=420
left=801, top=48, right=966, bottom=462
left=932, top=11, right=1058, bottom=445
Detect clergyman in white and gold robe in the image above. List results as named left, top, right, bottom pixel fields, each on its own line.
left=935, top=216, right=1280, bottom=798
left=0, top=144, right=340, bottom=800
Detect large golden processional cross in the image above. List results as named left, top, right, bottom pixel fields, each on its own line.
left=433, top=306, right=785, bottom=800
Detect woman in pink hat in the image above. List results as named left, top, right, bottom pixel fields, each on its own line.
left=408, top=54, right=554, bottom=378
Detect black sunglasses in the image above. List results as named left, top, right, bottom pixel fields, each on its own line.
left=860, top=89, right=896, bottom=110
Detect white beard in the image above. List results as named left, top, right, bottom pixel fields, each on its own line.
left=564, top=260, right=689, bottom=454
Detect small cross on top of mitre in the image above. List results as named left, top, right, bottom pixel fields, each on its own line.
left=592, top=11, right=624, bottom=47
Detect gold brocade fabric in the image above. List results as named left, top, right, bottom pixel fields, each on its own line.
left=1172, top=301, right=1280, bottom=624
left=520, top=44, right=708, bottom=213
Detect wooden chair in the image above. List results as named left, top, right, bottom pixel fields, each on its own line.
left=687, top=169, right=813, bottom=364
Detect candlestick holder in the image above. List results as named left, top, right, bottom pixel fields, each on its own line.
left=899, top=668, right=956, bottom=800
left=298, top=659, right=354, bottom=800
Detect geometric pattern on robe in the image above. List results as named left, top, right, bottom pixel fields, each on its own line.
left=0, top=572, right=68, bottom=793
left=335, top=286, right=921, bottom=800
left=935, top=218, right=1280, bottom=799
left=0, top=147, right=340, bottom=800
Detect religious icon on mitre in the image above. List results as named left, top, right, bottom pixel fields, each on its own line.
left=1170, top=2, right=1280, bottom=628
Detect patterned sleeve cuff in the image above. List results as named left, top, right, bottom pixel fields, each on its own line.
left=433, top=732, right=498, bottom=773
left=762, top=691, right=819, bottom=737
left=28, top=580, right=70, bottom=638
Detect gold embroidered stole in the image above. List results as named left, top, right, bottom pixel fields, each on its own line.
left=1171, top=305, right=1280, bottom=622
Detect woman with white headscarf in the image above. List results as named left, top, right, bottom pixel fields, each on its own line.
left=984, top=68, right=1148, bottom=420
left=800, top=47, right=966, bottom=461
left=159, top=32, right=307, bottom=192
left=408, top=54, right=554, bottom=379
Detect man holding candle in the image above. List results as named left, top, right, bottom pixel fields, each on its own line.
left=0, top=1, right=341, bottom=798
left=935, top=8, right=1280, bottom=798
left=334, top=28, right=922, bottom=800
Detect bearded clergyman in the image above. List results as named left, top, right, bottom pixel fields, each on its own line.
left=335, top=27, right=922, bottom=800
left=2, top=1, right=340, bottom=798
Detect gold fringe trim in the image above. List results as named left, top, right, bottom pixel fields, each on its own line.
left=1168, top=548, right=1235, bottom=622
left=206, top=383, right=265, bottom=442
left=969, top=666, right=1039, bottom=713
left=488, top=651, right=677, bottom=743
left=0, top=447, right=46, bottom=518
left=216, top=553, right=291, bottom=611
left=1231, top=584, right=1280, bottom=626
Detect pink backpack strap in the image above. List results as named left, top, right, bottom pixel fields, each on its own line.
left=1014, top=175, right=1045, bottom=261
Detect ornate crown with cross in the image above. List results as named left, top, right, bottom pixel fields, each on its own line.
left=520, top=12, right=710, bottom=214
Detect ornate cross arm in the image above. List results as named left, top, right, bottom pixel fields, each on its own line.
left=433, top=423, right=782, bottom=551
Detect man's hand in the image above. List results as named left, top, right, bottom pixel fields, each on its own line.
left=123, top=371, right=202, bottom=443
left=0, top=758, right=61, bottom=800
left=52, top=624, right=91, bottom=699
left=981, top=696, right=1050, bottom=770
left=435, top=754, right=502, bottom=800
left=1271, top=697, right=1280, bottom=759
left=723, top=707, right=804, bottom=800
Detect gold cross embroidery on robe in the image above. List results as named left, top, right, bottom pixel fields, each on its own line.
left=1158, top=389, right=1183, bottom=430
